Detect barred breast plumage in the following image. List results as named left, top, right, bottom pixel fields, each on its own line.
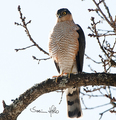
left=49, top=8, right=85, bottom=118
left=49, top=21, right=79, bottom=74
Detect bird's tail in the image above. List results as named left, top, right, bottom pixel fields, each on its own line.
left=65, top=87, right=82, bottom=118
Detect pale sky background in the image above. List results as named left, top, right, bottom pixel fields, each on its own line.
left=0, top=0, right=116, bottom=120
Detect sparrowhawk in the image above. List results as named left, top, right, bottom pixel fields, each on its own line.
left=49, top=8, right=85, bottom=118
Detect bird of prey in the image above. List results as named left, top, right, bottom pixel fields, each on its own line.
left=49, top=8, right=85, bottom=118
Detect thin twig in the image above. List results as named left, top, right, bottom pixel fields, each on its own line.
left=88, top=65, right=97, bottom=73
left=15, top=5, right=49, bottom=56
left=80, top=92, right=105, bottom=97
left=32, top=56, right=51, bottom=62
left=83, top=86, right=106, bottom=93
left=15, top=44, right=35, bottom=52
left=102, top=0, right=113, bottom=23
left=90, top=17, right=111, bottom=60
left=92, top=0, right=112, bottom=28
left=99, top=106, right=115, bottom=120
left=85, top=54, right=102, bottom=64
left=59, top=90, right=64, bottom=104
left=85, top=103, right=110, bottom=110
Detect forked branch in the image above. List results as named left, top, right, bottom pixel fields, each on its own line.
left=0, top=73, right=116, bottom=120
left=15, top=5, right=49, bottom=56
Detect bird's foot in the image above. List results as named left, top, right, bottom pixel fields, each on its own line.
left=52, top=74, right=63, bottom=83
left=52, top=73, right=68, bottom=83
left=67, top=73, right=71, bottom=79
left=59, top=74, right=68, bottom=87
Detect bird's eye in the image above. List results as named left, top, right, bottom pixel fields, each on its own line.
left=63, top=12, right=66, bottom=15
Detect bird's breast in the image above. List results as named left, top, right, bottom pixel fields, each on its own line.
left=49, top=21, right=79, bottom=73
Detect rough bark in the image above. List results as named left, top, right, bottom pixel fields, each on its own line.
left=0, top=73, right=116, bottom=120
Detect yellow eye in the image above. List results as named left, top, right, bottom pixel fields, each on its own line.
left=63, top=12, right=66, bottom=15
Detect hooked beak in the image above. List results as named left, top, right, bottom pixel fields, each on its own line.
left=57, top=14, right=62, bottom=18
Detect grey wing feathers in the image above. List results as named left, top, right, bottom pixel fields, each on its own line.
left=54, top=61, right=60, bottom=73
left=76, top=24, right=85, bottom=72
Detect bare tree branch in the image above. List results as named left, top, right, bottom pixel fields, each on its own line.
left=32, top=56, right=51, bottom=64
left=15, top=5, right=49, bottom=56
left=92, top=0, right=113, bottom=28
left=0, top=73, right=116, bottom=120
left=15, top=44, right=35, bottom=52
left=88, top=16, right=116, bottom=69
left=11, top=2, right=116, bottom=120
left=85, top=54, right=102, bottom=64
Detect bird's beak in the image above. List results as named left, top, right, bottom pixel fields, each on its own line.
left=57, top=14, right=62, bottom=18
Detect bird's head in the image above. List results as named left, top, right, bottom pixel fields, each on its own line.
left=56, top=8, right=73, bottom=22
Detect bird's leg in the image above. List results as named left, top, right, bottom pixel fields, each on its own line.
left=52, top=72, right=64, bottom=83
left=52, top=67, right=74, bottom=83
left=67, top=65, right=74, bottom=78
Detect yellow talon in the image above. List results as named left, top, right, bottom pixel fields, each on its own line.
left=52, top=72, right=64, bottom=83
left=55, top=77, right=58, bottom=83
left=68, top=73, right=71, bottom=79
left=52, top=71, right=72, bottom=83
